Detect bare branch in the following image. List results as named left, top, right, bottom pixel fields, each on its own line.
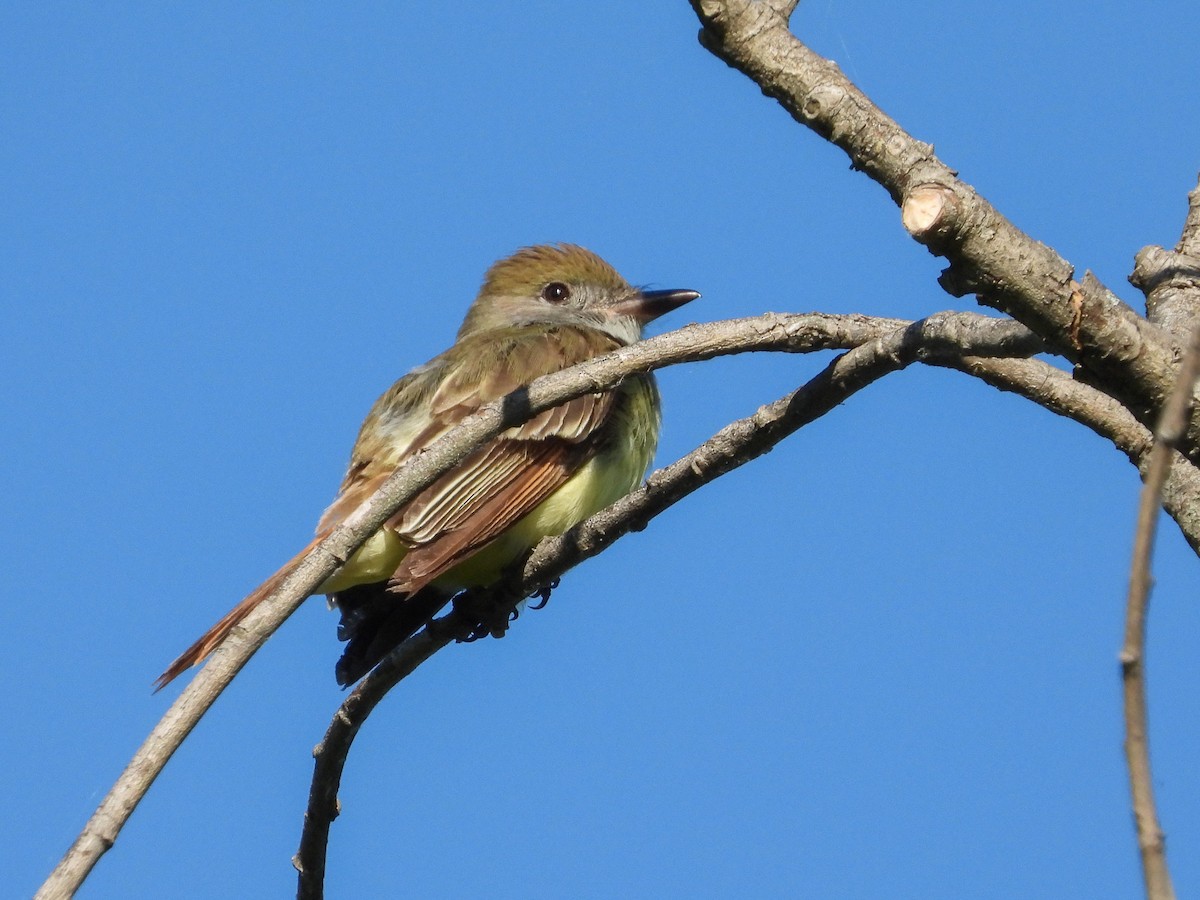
left=37, top=310, right=1035, bottom=900
left=1119, top=324, right=1200, bottom=900
left=293, top=319, right=1200, bottom=899
left=293, top=313, right=1056, bottom=895
left=46, top=307, right=1197, bottom=900
left=686, top=0, right=1190, bottom=449
left=293, top=624, right=455, bottom=898
left=935, top=354, right=1200, bottom=556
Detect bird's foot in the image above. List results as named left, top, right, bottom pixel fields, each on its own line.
left=454, top=589, right=515, bottom=643
left=454, top=571, right=560, bottom=643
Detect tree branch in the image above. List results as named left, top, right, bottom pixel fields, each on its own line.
left=44, top=306, right=1195, bottom=900
left=935, top=355, right=1200, bottom=557
left=1119, top=324, right=1200, bottom=900
left=294, top=316, right=1200, bottom=899
left=36, top=310, right=1036, bottom=900
left=293, top=312, right=1057, bottom=897
left=687, top=0, right=1190, bottom=449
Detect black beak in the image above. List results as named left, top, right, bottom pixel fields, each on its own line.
left=614, top=288, right=701, bottom=324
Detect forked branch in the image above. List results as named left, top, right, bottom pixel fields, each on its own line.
left=295, top=312, right=1182, bottom=897
left=687, top=0, right=1190, bottom=450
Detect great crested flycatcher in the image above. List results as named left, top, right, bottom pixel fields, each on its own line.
left=157, top=244, right=698, bottom=687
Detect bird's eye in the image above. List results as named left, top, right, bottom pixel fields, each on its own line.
left=541, top=282, right=571, bottom=304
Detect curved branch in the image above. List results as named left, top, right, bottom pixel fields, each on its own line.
left=687, top=0, right=1190, bottom=449
left=47, top=307, right=1192, bottom=900
left=935, top=354, right=1200, bottom=556
left=296, top=311, right=1200, bottom=896
left=294, top=312, right=1054, bottom=896
left=35, top=310, right=1035, bottom=900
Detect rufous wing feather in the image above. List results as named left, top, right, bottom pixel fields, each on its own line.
left=388, top=437, right=588, bottom=593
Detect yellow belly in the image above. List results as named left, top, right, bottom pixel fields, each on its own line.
left=319, top=528, right=410, bottom=594
left=442, top=447, right=644, bottom=587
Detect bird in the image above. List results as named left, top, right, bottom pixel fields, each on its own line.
left=155, top=244, right=699, bottom=688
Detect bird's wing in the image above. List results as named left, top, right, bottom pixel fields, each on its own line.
left=156, top=327, right=627, bottom=689
left=317, top=327, right=623, bottom=592
left=314, top=358, right=443, bottom=534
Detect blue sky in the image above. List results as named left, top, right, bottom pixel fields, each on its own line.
left=5, top=2, right=1199, bottom=897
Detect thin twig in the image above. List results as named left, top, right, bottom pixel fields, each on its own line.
left=1120, top=324, right=1200, bottom=900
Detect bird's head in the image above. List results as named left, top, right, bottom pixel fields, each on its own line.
left=458, top=244, right=699, bottom=344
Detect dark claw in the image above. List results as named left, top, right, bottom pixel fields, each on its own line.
left=528, top=578, right=559, bottom=610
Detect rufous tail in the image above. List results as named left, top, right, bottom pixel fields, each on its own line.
left=153, top=531, right=330, bottom=691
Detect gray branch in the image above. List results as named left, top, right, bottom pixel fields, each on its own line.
left=687, top=0, right=1192, bottom=450
left=295, top=311, right=1190, bottom=897
left=39, top=310, right=1199, bottom=900
left=34, top=310, right=1033, bottom=900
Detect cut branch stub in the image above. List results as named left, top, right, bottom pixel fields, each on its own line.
left=902, top=183, right=960, bottom=251
left=1132, top=245, right=1200, bottom=341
